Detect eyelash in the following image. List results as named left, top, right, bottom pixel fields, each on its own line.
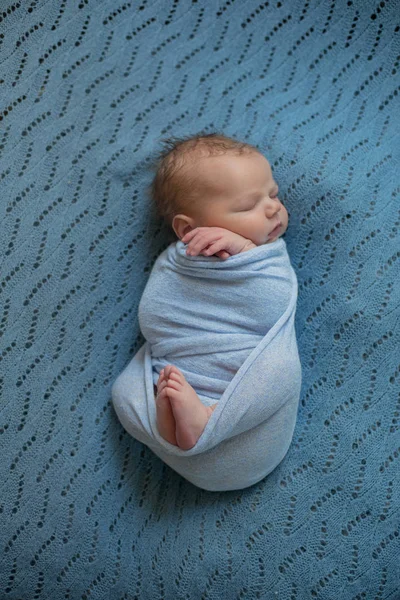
left=240, top=193, right=280, bottom=211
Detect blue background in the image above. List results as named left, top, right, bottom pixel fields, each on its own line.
left=1, top=1, right=399, bottom=598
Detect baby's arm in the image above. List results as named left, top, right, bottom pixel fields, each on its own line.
left=182, top=227, right=256, bottom=259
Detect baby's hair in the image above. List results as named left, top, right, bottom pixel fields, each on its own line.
left=148, top=131, right=260, bottom=231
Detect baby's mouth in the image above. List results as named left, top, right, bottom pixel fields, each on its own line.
left=268, top=221, right=282, bottom=239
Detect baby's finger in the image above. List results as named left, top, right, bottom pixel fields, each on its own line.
left=183, top=230, right=206, bottom=255
left=201, top=240, right=227, bottom=256
left=215, top=250, right=230, bottom=259
left=181, top=229, right=197, bottom=243
left=187, top=231, right=221, bottom=255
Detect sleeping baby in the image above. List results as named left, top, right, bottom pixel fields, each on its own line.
left=147, top=133, right=288, bottom=450
left=112, top=131, right=301, bottom=491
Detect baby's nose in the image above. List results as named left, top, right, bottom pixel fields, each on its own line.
left=265, top=198, right=281, bottom=216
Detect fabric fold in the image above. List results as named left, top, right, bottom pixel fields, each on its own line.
left=112, top=238, right=302, bottom=491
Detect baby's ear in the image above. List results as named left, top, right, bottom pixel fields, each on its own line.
left=172, top=214, right=195, bottom=240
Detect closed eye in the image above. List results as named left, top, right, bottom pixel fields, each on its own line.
left=237, top=188, right=281, bottom=211
left=272, top=192, right=283, bottom=203
left=238, top=203, right=256, bottom=211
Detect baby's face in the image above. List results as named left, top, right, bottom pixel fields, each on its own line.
left=186, top=151, right=288, bottom=246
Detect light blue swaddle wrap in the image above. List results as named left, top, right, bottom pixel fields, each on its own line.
left=111, top=237, right=302, bottom=491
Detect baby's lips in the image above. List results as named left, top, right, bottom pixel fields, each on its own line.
left=268, top=221, right=282, bottom=239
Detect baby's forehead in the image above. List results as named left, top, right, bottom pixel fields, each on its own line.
left=184, top=147, right=268, bottom=171
left=181, top=150, right=275, bottom=202
left=188, top=149, right=272, bottom=182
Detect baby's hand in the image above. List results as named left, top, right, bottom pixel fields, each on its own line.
left=181, top=227, right=255, bottom=259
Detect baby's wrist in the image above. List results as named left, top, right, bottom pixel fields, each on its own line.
left=240, top=239, right=257, bottom=252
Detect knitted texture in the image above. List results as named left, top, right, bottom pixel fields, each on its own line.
left=1, top=0, right=399, bottom=598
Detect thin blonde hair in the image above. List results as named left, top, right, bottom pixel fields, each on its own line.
left=147, top=131, right=260, bottom=231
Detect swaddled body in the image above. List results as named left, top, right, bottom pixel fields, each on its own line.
left=112, top=236, right=301, bottom=491
left=138, top=239, right=292, bottom=404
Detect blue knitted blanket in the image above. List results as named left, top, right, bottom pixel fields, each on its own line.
left=1, top=0, right=399, bottom=598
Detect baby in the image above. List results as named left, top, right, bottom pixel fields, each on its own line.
left=147, top=132, right=289, bottom=451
